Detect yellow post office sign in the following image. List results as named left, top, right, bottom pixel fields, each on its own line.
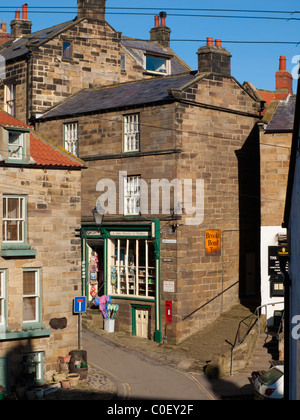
left=205, top=230, right=221, bottom=256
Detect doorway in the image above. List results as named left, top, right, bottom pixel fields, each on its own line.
left=136, top=309, right=149, bottom=338
left=132, top=305, right=151, bottom=339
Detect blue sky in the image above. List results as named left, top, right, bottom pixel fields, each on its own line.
left=1, top=0, right=299, bottom=92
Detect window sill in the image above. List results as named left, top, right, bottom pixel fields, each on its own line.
left=1, top=244, right=37, bottom=258
left=0, top=327, right=51, bottom=341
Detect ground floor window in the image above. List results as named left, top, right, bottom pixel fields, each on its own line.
left=22, top=352, right=43, bottom=383
left=108, top=238, right=155, bottom=298
left=0, top=270, right=6, bottom=329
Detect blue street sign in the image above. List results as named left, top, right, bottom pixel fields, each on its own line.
left=74, top=296, right=87, bottom=314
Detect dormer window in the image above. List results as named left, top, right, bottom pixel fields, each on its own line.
left=8, top=131, right=24, bottom=162
left=145, top=55, right=170, bottom=75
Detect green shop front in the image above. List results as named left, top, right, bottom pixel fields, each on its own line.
left=81, top=220, right=162, bottom=342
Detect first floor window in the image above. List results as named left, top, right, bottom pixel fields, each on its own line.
left=123, top=114, right=140, bottom=152
left=64, top=122, right=78, bottom=156
left=124, top=175, right=141, bottom=215
left=0, top=271, right=6, bottom=328
left=2, top=195, right=25, bottom=243
left=23, top=269, right=40, bottom=324
left=108, top=238, right=156, bottom=298
left=4, top=84, right=16, bottom=116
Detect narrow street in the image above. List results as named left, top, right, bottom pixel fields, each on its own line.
left=83, top=329, right=217, bottom=401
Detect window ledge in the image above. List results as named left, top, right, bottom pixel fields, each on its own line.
left=1, top=245, right=37, bottom=258
left=0, top=328, right=51, bottom=341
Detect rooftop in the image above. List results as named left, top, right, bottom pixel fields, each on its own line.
left=0, top=110, right=83, bottom=168
left=38, top=73, right=197, bottom=119
left=265, top=95, right=296, bottom=132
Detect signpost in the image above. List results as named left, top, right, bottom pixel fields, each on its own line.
left=74, top=296, right=87, bottom=350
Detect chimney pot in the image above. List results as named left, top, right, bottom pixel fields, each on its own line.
left=22, top=3, right=28, bottom=20
left=15, top=8, right=21, bottom=19
left=206, top=37, right=214, bottom=46
left=279, top=56, right=287, bottom=71
left=154, top=15, right=159, bottom=27
left=159, top=11, right=167, bottom=26
left=215, top=39, right=222, bottom=47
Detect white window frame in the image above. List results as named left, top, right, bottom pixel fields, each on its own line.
left=0, top=270, right=6, bottom=329
left=108, top=238, right=155, bottom=299
left=123, top=114, right=140, bottom=152
left=2, top=195, right=26, bottom=244
left=145, top=55, right=170, bottom=75
left=23, top=269, right=40, bottom=325
left=124, top=175, right=141, bottom=216
left=8, top=131, right=24, bottom=162
left=4, top=84, right=16, bottom=116
left=64, top=122, right=78, bottom=156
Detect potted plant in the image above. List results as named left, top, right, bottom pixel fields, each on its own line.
left=0, top=385, right=5, bottom=400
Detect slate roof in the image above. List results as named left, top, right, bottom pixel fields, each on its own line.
left=0, top=110, right=83, bottom=168
left=265, top=95, right=296, bottom=132
left=39, top=73, right=197, bottom=119
left=0, top=21, right=190, bottom=75
left=0, top=20, right=76, bottom=61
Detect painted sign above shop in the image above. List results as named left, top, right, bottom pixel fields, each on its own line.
left=205, top=230, right=221, bottom=256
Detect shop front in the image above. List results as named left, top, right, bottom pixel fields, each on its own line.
left=81, top=220, right=162, bottom=342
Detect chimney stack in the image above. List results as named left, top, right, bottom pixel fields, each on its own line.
left=150, top=11, right=171, bottom=48
left=77, top=0, right=107, bottom=21
left=0, top=22, right=10, bottom=46
left=10, top=3, right=32, bottom=40
left=197, top=37, right=232, bottom=76
left=275, top=55, right=293, bottom=95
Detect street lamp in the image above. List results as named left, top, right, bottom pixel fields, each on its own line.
left=92, top=207, right=104, bottom=230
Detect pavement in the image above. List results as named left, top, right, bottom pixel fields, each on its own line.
left=43, top=303, right=271, bottom=401
left=14, top=302, right=276, bottom=401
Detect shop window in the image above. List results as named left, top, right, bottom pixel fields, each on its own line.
left=64, top=122, right=78, bottom=156
left=123, top=114, right=140, bottom=152
left=2, top=195, right=26, bottom=243
left=108, top=238, right=155, bottom=299
left=8, top=131, right=25, bottom=162
left=124, top=175, right=141, bottom=215
left=23, top=269, right=41, bottom=325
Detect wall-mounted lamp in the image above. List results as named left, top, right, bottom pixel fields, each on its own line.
left=92, top=207, right=104, bottom=231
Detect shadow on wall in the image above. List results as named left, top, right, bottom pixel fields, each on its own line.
left=235, top=123, right=261, bottom=307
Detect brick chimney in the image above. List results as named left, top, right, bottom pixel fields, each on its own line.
left=0, top=23, right=10, bottom=46
left=150, top=12, right=171, bottom=48
left=77, top=0, right=107, bottom=21
left=10, top=4, right=32, bottom=39
left=197, top=38, right=232, bottom=76
left=275, top=56, right=293, bottom=95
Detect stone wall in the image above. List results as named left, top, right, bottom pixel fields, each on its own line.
left=0, top=166, right=82, bottom=383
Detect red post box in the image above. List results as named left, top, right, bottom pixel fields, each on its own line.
left=165, top=301, right=172, bottom=324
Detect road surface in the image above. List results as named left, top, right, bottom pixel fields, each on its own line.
left=83, top=329, right=217, bottom=400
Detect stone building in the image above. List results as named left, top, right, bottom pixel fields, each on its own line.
left=0, top=1, right=190, bottom=124
left=244, top=56, right=295, bottom=324
left=0, top=111, right=84, bottom=391
left=34, top=38, right=262, bottom=344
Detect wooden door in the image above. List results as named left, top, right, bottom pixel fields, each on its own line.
left=136, top=309, right=149, bottom=338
